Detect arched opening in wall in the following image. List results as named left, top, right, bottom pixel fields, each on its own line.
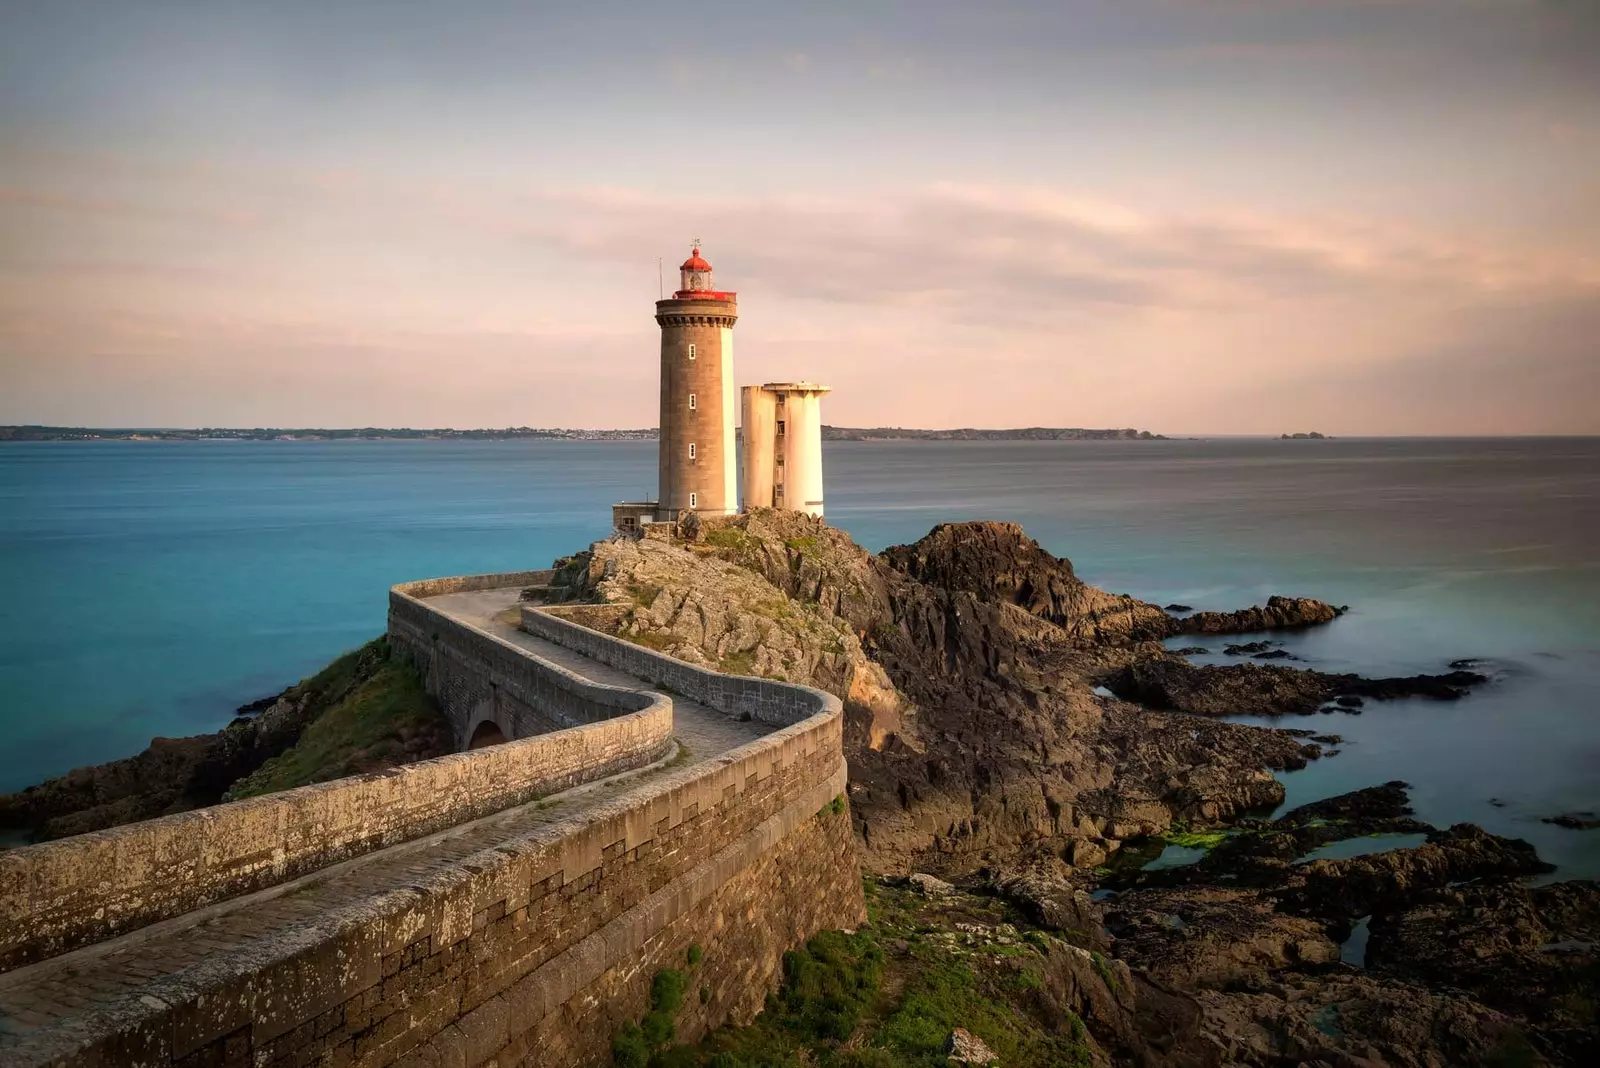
left=468, top=720, right=509, bottom=750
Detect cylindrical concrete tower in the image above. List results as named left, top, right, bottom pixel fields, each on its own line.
left=776, top=384, right=830, bottom=519
left=655, top=247, right=738, bottom=518
left=740, top=385, right=777, bottom=510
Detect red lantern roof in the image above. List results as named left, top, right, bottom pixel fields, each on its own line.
left=680, top=247, right=712, bottom=272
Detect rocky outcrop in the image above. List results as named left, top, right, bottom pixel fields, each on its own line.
left=0, top=639, right=448, bottom=842
left=1366, top=880, right=1599, bottom=1064
left=1278, top=823, right=1552, bottom=919
left=881, top=520, right=1174, bottom=644
left=549, top=512, right=1329, bottom=876
left=1544, top=812, right=1600, bottom=830
left=1175, top=595, right=1344, bottom=635
left=1106, top=885, right=1340, bottom=988
left=1086, top=784, right=1573, bottom=1063
left=1192, top=973, right=1536, bottom=1068
left=1103, top=658, right=1488, bottom=717
left=548, top=530, right=914, bottom=750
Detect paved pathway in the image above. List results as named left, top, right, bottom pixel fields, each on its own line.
left=426, top=589, right=767, bottom=762
left=0, top=588, right=770, bottom=1053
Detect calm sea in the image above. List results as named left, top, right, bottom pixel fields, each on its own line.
left=2, top=438, right=1596, bottom=876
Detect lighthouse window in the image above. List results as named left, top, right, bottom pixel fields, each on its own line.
left=688, top=442, right=696, bottom=460
left=688, top=344, right=696, bottom=360
left=688, top=393, right=697, bottom=411
left=690, top=492, right=698, bottom=509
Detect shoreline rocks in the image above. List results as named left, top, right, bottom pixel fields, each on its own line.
left=1101, top=658, right=1489, bottom=717
left=1173, top=595, right=1346, bottom=636
left=1543, top=811, right=1600, bottom=830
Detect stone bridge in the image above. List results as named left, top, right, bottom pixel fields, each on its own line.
left=0, top=571, right=864, bottom=1067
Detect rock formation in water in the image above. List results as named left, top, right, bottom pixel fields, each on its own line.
left=1174, top=595, right=1345, bottom=635
left=0, top=638, right=450, bottom=842
left=1102, top=658, right=1489, bottom=717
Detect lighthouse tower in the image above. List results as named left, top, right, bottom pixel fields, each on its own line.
left=653, top=246, right=738, bottom=519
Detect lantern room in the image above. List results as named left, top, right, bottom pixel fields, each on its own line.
left=674, top=245, right=735, bottom=300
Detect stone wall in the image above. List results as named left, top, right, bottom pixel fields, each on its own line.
left=5, top=573, right=864, bottom=1068
left=0, top=578, right=670, bottom=974
left=15, top=691, right=860, bottom=1068
left=523, top=604, right=821, bottom=728
left=389, top=574, right=633, bottom=747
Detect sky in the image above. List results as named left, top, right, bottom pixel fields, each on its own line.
left=1, top=0, right=1597, bottom=435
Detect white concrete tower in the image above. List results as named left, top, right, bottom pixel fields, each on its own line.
left=776, top=384, right=830, bottom=518
left=740, top=385, right=777, bottom=511
left=740, top=383, right=830, bottom=518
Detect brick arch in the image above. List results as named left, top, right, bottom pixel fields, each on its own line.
left=467, top=719, right=508, bottom=749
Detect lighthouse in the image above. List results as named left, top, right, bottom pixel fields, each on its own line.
left=611, top=244, right=830, bottom=534
left=652, top=246, right=738, bottom=519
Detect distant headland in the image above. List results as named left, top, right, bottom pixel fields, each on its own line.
left=0, top=424, right=1167, bottom=443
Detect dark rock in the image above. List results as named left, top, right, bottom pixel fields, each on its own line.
left=879, top=520, right=1174, bottom=644
left=1165, top=603, right=1194, bottom=613
left=1191, top=972, right=1540, bottom=1068
left=1335, top=695, right=1365, bottom=708
left=1224, top=641, right=1276, bottom=656
left=988, top=864, right=1111, bottom=949
left=661, top=513, right=1332, bottom=874
left=1102, top=659, right=1489, bottom=718
left=234, top=692, right=282, bottom=716
left=1280, top=824, right=1555, bottom=920
left=1366, top=879, right=1600, bottom=1065
left=1176, top=596, right=1344, bottom=636
left=1104, top=885, right=1338, bottom=987
left=1283, top=781, right=1414, bottom=824
left=1172, top=646, right=1210, bottom=656
left=1543, top=812, right=1600, bottom=830
left=1310, top=734, right=1343, bottom=744
left=1252, top=650, right=1297, bottom=661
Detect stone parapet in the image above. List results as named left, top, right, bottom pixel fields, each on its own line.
left=389, top=577, right=643, bottom=747
left=0, top=574, right=669, bottom=974
left=522, top=604, right=828, bottom=728
left=6, top=667, right=857, bottom=1067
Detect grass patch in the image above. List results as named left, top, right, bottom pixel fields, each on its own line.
left=635, top=882, right=1096, bottom=1068
left=1162, top=829, right=1229, bottom=851
left=718, top=649, right=759, bottom=677
left=628, top=582, right=664, bottom=609
left=226, top=639, right=447, bottom=799
left=704, top=526, right=763, bottom=560
left=628, top=629, right=680, bottom=653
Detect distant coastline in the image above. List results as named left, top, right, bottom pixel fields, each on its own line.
left=0, top=424, right=1167, bottom=443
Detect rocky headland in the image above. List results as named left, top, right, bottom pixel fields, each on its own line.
left=542, top=511, right=1587, bottom=1065
left=4, top=511, right=1589, bottom=1064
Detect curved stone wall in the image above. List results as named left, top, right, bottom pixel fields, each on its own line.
left=389, top=573, right=635, bottom=748
left=522, top=604, right=824, bottom=728
left=3, top=572, right=865, bottom=1068
left=0, top=577, right=671, bottom=974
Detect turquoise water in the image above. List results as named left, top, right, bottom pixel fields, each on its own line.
left=2, top=437, right=1596, bottom=875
